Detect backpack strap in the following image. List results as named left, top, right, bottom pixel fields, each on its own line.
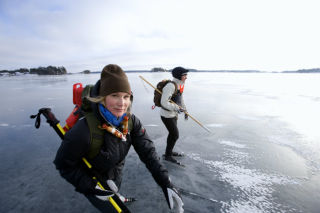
left=169, top=81, right=178, bottom=96
left=127, top=114, right=133, bottom=134
left=81, top=85, right=94, bottom=112
left=85, top=112, right=134, bottom=159
left=85, top=112, right=105, bottom=159
left=161, top=81, right=178, bottom=111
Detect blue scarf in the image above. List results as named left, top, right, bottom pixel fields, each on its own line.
left=99, top=104, right=126, bottom=127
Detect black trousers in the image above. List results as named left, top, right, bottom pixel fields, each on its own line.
left=161, top=116, right=179, bottom=156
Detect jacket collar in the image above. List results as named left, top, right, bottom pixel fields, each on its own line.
left=172, top=77, right=184, bottom=86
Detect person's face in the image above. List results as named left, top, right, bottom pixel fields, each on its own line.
left=181, top=74, right=188, bottom=83
left=104, top=92, right=131, bottom=117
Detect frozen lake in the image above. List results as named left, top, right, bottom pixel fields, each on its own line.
left=0, top=72, right=319, bottom=212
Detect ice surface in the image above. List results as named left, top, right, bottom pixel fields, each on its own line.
left=1, top=72, right=320, bottom=213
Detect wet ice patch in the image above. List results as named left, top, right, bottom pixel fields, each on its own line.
left=0, top=123, right=9, bottom=127
left=144, top=124, right=159, bottom=127
left=219, top=140, right=246, bottom=149
left=268, top=135, right=320, bottom=171
left=188, top=153, right=298, bottom=212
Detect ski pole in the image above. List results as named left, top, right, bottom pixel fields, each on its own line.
left=139, top=75, right=212, bottom=133
left=30, top=108, right=130, bottom=213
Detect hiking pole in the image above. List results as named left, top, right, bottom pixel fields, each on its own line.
left=139, top=76, right=212, bottom=133
left=30, top=108, right=130, bottom=213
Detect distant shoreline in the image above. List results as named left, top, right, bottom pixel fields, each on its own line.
left=1, top=67, right=320, bottom=76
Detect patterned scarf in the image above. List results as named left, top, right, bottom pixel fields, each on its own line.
left=98, top=104, right=129, bottom=141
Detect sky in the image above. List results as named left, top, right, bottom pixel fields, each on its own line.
left=0, top=0, right=319, bottom=73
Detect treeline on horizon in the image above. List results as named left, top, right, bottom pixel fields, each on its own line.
left=0, top=66, right=67, bottom=75
left=1, top=66, right=320, bottom=76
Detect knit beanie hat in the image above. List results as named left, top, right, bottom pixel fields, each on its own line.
left=172, top=67, right=189, bottom=80
left=99, top=64, right=131, bottom=97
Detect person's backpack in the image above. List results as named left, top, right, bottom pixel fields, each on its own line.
left=62, top=83, right=92, bottom=131
left=153, top=80, right=177, bottom=107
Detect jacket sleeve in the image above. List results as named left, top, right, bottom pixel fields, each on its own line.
left=53, top=119, right=96, bottom=194
left=130, top=114, right=171, bottom=188
left=160, top=82, right=180, bottom=111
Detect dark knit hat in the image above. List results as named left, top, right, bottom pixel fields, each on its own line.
left=172, top=67, right=189, bottom=80
left=99, top=64, right=131, bottom=97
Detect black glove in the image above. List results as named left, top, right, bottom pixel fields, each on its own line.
left=162, top=185, right=184, bottom=213
left=176, top=107, right=185, bottom=114
left=184, top=112, right=188, bottom=121
left=77, top=176, right=113, bottom=199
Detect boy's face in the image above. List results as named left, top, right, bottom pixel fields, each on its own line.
left=181, top=74, right=187, bottom=83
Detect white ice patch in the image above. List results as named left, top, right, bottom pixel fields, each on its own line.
left=22, top=124, right=32, bottom=127
left=0, top=123, right=33, bottom=128
left=219, top=140, right=246, bottom=149
left=299, top=95, right=320, bottom=102
left=237, top=115, right=259, bottom=121
left=144, top=124, right=158, bottom=127
left=225, top=149, right=250, bottom=164
left=206, top=123, right=226, bottom=128
left=188, top=153, right=298, bottom=213
left=222, top=200, right=267, bottom=213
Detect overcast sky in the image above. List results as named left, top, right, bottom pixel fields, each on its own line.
left=0, top=0, right=319, bottom=73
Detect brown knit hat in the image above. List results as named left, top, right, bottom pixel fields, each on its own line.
left=99, top=64, right=131, bottom=97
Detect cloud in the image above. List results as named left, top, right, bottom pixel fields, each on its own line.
left=0, top=0, right=320, bottom=72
